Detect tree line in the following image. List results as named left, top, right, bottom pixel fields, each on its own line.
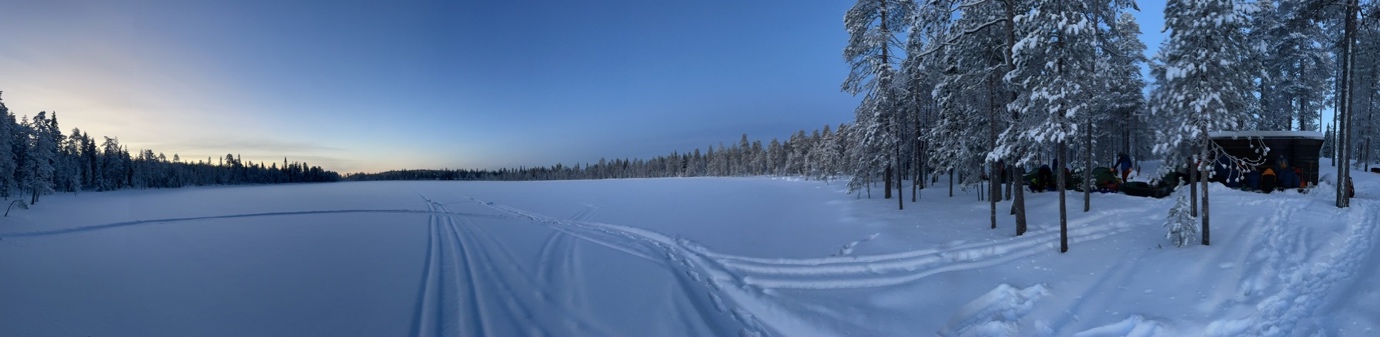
left=0, top=92, right=339, bottom=208
left=345, top=129, right=855, bottom=182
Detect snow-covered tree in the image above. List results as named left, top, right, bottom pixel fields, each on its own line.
left=0, top=94, right=16, bottom=199
left=1164, top=192, right=1199, bottom=247
left=1105, top=13, right=1149, bottom=160
left=994, top=0, right=1102, bottom=252
left=1357, top=20, right=1380, bottom=170
left=920, top=0, right=1019, bottom=227
left=1078, top=1, right=1141, bottom=213
left=1150, top=0, right=1254, bottom=245
left=843, top=0, right=914, bottom=206
left=56, top=127, right=82, bottom=193
left=99, top=137, right=127, bottom=191
left=1247, top=0, right=1333, bottom=131
left=23, top=112, right=58, bottom=204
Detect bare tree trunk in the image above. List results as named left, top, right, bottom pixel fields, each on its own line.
left=1189, top=155, right=1198, bottom=217
left=1015, top=165, right=1027, bottom=236
left=979, top=174, right=985, bottom=201
left=1001, top=0, right=1026, bottom=234
left=1332, top=113, right=1338, bottom=167
left=897, top=148, right=904, bottom=210
left=914, top=129, right=922, bottom=201
left=1301, top=96, right=1311, bottom=132
left=1004, top=164, right=1015, bottom=201
left=1338, top=0, right=1357, bottom=208
left=949, top=169, right=954, bottom=197
left=885, top=165, right=893, bottom=199
left=990, top=168, right=998, bottom=229
left=1367, top=61, right=1377, bottom=171
left=1058, top=142, right=1069, bottom=253
left=1201, top=129, right=1211, bottom=246
left=1084, top=112, right=1093, bottom=212
left=987, top=74, right=1000, bottom=229
left=1122, top=108, right=1131, bottom=159
left=866, top=174, right=872, bottom=198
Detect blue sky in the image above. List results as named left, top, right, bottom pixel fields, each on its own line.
left=0, top=0, right=1166, bottom=173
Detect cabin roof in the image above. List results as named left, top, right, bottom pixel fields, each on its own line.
left=1208, top=131, right=1325, bottom=140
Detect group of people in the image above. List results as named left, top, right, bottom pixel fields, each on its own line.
left=1024, top=153, right=1135, bottom=193
left=1018, top=151, right=1320, bottom=195
left=1228, top=155, right=1303, bottom=193
left=1206, top=152, right=1307, bottom=193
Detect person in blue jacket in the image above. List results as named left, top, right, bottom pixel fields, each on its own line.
left=1114, top=153, right=1134, bottom=182
left=1276, top=155, right=1300, bottom=190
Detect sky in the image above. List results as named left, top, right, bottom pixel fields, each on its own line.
left=0, top=0, right=1168, bottom=174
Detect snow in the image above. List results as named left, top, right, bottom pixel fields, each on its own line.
left=1, top=169, right=1377, bottom=336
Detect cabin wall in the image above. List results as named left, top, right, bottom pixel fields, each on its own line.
left=1211, top=137, right=1324, bottom=185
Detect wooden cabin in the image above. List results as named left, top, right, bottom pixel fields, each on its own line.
left=1209, top=131, right=1325, bottom=187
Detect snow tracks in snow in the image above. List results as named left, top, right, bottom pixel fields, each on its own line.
left=705, top=209, right=1144, bottom=290
left=409, top=198, right=616, bottom=337
left=1207, top=195, right=1380, bottom=337
left=422, top=196, right=769, bottom=337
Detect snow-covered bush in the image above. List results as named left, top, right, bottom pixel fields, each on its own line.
left=1164, top=193, right=1199, bottom=247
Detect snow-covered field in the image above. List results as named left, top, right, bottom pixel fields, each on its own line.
left=1, top=168, right=1377, bottom=336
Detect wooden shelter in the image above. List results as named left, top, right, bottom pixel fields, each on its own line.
left=1209, top=131, right=1325, bottom=186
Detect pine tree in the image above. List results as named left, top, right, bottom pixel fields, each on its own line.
left=996, top=0, right=1101, bottom=252
left=843, top=0, right=914, bottom=207
left=1107, top=13, right=1149, bottom=160
left=100, top=137, right=126, bottom=191
left=1164, top=192, right=1200, bottom=247
left=24, top=112, right=57, bottom=204
left=1151, top=0, right=1254, bottom=245
left=1248, top=0, right=1333, bottom=131
left=0, top=94, right=15, bottom=199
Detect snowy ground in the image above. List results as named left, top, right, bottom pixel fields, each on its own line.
left=1, top=166, right=1377, bottom=336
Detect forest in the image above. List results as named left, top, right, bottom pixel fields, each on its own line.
left=0, top=93, right=339, bottom=210
left=828, top=0, right=1379, bottom=249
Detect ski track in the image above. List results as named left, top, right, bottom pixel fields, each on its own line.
left=411, top=197, right=622, bottom=337
left=1043, top=225, right=1154, bottom=336
left=454, top=195, right=1170, bottom=336
left=1211, top=195, right=1379, bottom=337
left=711, top=206, right=1157, bottom=290
left=458, top=196, right=769, bottom=337
left=409, top=200, right=486, bottom=336
left=533, top=204, right=599, bottom=317
left=407, top=208, right=443, bottom=337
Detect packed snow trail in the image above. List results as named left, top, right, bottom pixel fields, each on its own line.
left=452, top=194, right=1170, bottom=336
left=702, top=206, right=1156, bottom=290
left=410, top=198, right=625, bottom=337
left=455, top=196, right=775, bottom=336
left=1207, top=187, right=1380, bottom=336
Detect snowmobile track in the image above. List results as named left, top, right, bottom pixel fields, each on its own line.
left=462, top=196, right=770, bottom=336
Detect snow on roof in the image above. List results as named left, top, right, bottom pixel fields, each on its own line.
left=1208, top=130, right=1325, bottom=140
